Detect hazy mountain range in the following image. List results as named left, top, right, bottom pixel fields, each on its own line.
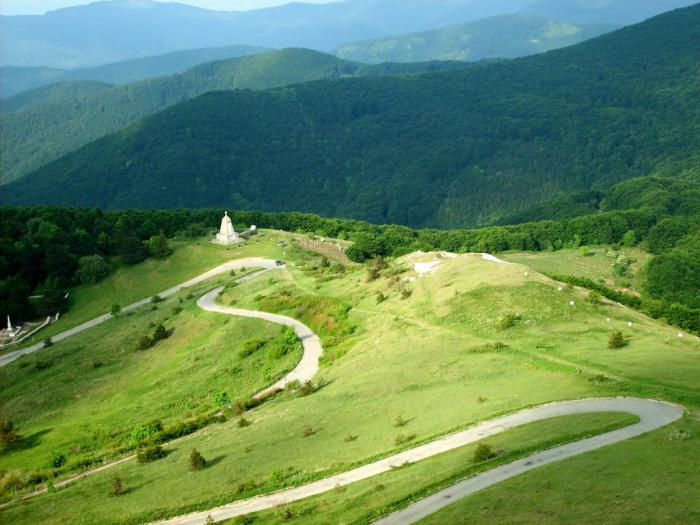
left=2, top=0, right=695, bottom=68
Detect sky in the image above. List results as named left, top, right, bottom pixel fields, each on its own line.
left=0, top=0, right=338, bottom=16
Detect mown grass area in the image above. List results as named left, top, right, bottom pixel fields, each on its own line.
left=2, top=249, right=697, bottom=524
left=12, top=230, right=290, bottom=347
left=231, top=411, right=638, bottom=524
left=502, top=246, right=651, bottom=293
left=419, top=415, right=700, bottom=525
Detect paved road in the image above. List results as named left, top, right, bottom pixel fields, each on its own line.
left=198, top=287, right=322, bottom=400
left=0, top=257, right=280, bottom=368
left=151, top=397, right=683, bottom=525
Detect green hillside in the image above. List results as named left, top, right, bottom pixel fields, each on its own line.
left=0, top=48, right=469, bottom=185
left=335, top=14, right=614, bottom=63
left=0, top=45, right=268, bottom=99
left=4, top=5, right=700, bottom=227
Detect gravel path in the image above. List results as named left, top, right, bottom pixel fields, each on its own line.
left=151, top=397, right=683, bottom=525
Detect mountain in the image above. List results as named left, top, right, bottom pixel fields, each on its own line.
left=0, top=48, right=471, bottom=184
left=335, top=14, right=615, bottom=63
left=521, top=0, right=698, bottom=25
left=0, top=45, right=268, bottom=99
left=0, top=0, right=536, bottom=68
left=3, top=5, right=700, bottom=228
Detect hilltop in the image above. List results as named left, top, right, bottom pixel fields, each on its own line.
left=336, top=14, right=614, bottom=63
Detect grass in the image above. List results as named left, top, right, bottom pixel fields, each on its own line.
left=420, top=415, right=700, bottom=524
left=228, top=411, right=638, bottom=524
left=0, top=248, right=698, bottom=524
left=501, top=246, right=651, bottom=293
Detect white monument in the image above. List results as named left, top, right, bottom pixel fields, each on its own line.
left=213, top=212, right=242, bottom=245
left=5, top=316, right=16, bottom=338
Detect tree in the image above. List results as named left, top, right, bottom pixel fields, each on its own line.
left=109, top=475, right=125, bottom=497
left=77, top=255, right=109, bottom=284
left=622, top=229, right=638, bottom=247
left=0, top=406, right=19, bottom=448
left=189, top=449, right=206, bottom=471
left=116, top=231, right=146, bottom=265
left=148, top=231, right=172, bottom=259
left=111, top=303, right=121, bottom=316
left=608, top=331, right=628, bottom=349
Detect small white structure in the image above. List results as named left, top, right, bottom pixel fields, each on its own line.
left=213, top=212, right=243, bottom=246
left=6, top=316, right=16, bottom=338
left=250, top=225, right=257, bottom=234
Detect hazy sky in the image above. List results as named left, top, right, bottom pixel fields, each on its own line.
left=1, top=0, right=339, bottom=16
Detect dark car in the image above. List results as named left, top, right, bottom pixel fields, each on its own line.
left=275, top=260, right=284, bottom=266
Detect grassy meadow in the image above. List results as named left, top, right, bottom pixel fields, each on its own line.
left=1, top=239, right=697, bottom=523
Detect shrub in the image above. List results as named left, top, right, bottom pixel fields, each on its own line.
left=131, top=420, right=163, bottom=443
left=302, top=425, right=315, bottom=437
left=189, top=449, right=206, bottom=471
left=90, top=360, right=103, bottom=369
left=299, top=381, right=316, bottom=397
left=171, top=306, right=183, bottom=315
left=394, top=434, right=416, bottom=446
left=401, top=288, right=413, bottom=300
left=152, top=323, right=170, bottom=342
left=240, top=338, right=266, bottom=358
left=497, top=313, right=522, bottom=330
left=43, top=337, right=53, bottom=348
left=394, top=415, right=407, bottom=428
left=111, top=303, right=121, bottom=316
left=0, top=407, right=19, bottom=447
left=109, top=475, right=125, bottom=497
left=214, top=392, right=231, bottom=408
left=608, top=331, right=629, bottom=349
left=473, top=443, right=497, bottom=463
left=137, top=445, right=166, bottom=463
left=344, top=433, right=358, bottom=442
left=588, top=291, right=602, bottom=304
left=668, top=430, right=691, bottom=442
left=237, top=418, right=251, bottom=428
left=48, top=451, right=67, bottom=469
left=376, top=291, right=387, bottom=304
left=137, top=335, right=153, bottom=351
left=34, top=359, right=51, bottom=371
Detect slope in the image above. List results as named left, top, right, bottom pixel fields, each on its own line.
left=0, top=45, right=268, bottom=99
left=0, top=48, right=471, bottom=184
left=335, top=14, right=615, bottom=64
left=4, top=5, right=700, bottom=227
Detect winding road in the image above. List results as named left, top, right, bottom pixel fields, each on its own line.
left=1, top=256, right=687, bottom=525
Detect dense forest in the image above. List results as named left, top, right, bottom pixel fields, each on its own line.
left=335, top=14, right=614, bottom=63
left=0, top=49, right=470, bottom=184
left=1, top=175, right=698, bottom=334
left=3, top=4, right=700, bottom=228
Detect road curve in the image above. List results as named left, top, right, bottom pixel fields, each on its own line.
left=151, top=397, right=683, bottom=525
left=197, top=287, right=322, bottom=399
left=0, top=257, right=280, bottom=368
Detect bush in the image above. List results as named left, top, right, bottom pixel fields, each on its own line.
left=189, top=449, right=206, bottom=471
left=152, top=323, right=170, bottom=343
left=299, top=381, right=316, bottom=397
left=473, top=443, right=497, bottom=463
left=302, top=425, right=315, bottom=437
left=137, top=335, right=153, bottom=351
left=401, top=288, right=413, bottom=300
left=0, top=407, right=19, bottom=447
left=588, top=291, right=602, bottom=304
left=394, top=415, right=407, bottom=428
left=43, top=337, right=53, bottom=348
left=48, top=451, right=66, bottom=469
left=376, top=291, right=387, bottom=304
left=240, top=338, right=266, bottom=358
left=497, top=313, right=522, bottom=330
left=608, top=331, right=629, bottom=349
left=111, top=303, right=121, bottom=316
left=237, top=418, right=251, bottom=428
left=137, top=445, right=166, bottom=463
left=109, top=475, right=125, bottom=497
left=151, top=295, right=163, bottom=304
left=344, top=433, right=358, bottom=442
left=394, top=434, right=416, bottom=446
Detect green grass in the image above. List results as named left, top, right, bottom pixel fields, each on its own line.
left=501, top=246, right=651, bottom=293
left=419, top=415, right=700, bottom=524
left=12, top=230, right=290, bottom=347
left=230, top=411, right=638, bottom=524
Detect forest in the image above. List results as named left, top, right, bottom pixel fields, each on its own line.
left=1, top=173, right=697, bottom=334
left=2, top=4, right=700, bottom=228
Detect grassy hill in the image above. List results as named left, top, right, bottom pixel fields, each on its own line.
left=0, top=48, right=470, bottom=185
left=0, top=45, right=268, bottom=99
left=335, top=14, right=615, bottom=64
left=4, top=5, right=700, bottom=227
left=1, top=231, right=697, bottom=524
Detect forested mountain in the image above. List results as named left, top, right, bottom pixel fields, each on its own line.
left=335, top=14, right=614, bottom=63
left=3, top=4, right=700, bottom=228
left=0, top=45, right=268, bottom=98
left=0, top=49, right=471, bottom=184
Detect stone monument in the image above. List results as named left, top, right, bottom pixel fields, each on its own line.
left=213, top=212, right=243, bottom=245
